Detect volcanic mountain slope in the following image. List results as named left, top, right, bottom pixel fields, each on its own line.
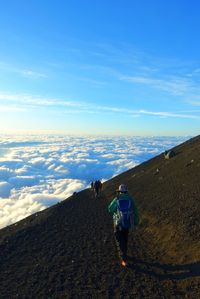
left=0, top=136, right=200, bottom=299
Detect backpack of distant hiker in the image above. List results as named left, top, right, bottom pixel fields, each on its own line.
left=115, top=197, right=134, bottom=229
left=164, top=150, right=176, bottom=160
left=94, top=180, right=101, bottom=190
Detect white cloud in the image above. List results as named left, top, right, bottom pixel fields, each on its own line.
left=0, top=197, right=45, bottom=228
left=138, top=109, right=200, bottom=120
left=120, top=75, right=193, bottom=96
left=0, top=106, right=27, bottom=112
left=1, top=91, right=200, bottom=120
left=0, top=135, right=188, bottom=229
left=0, top=62, right=47, bottom=79
left=20, top=69, right=47, bottom=79
left=0, top=92, right=85, bottom=109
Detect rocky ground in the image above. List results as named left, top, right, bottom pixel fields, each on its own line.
left=0, top=135, right=200, bottom=298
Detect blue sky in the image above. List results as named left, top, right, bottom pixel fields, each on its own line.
left=0, top=0, right=200, bottom=135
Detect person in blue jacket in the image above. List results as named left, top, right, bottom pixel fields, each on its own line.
left=108, top=184, right=139, bottom=267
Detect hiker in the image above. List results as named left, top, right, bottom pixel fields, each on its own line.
left=164, top=150, right=176, bottom=159
left=108, top=184, right=139, bottom=267
left=94, top=180, right=102, bottom=198
left=98, top=180, right=102, bottom=192
left=90, top=181, right=94, bottom=190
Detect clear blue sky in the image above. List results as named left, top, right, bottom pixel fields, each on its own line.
left=0, top=0, right=200, bottom=135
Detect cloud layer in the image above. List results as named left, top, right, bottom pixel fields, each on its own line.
left=0, top=135, right=188, bottom=228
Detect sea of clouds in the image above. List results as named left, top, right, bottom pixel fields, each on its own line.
left=0, top=134, right=188, bottom=229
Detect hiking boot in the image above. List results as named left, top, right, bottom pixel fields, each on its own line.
left=121, top=260, right=127, bottom=267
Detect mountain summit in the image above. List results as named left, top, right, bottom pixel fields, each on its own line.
left=0, top=136, right=200, bottom=298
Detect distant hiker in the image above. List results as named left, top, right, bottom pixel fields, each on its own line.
left=99, top=180, right=102, bottom=192
left=164, top=150, right=176, bottom=159
left=91, top=181, right=94, bottom=190
left=108, top=184, right=139, bottom=267
left=94, top=180, right=102, bottom=198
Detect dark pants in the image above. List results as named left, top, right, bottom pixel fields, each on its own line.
left=114, top=226, right=129, bottom=261
left=94, top=187, right=100, bottom=197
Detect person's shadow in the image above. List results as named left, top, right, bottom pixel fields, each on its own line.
left=127, top=257, right=200, bottom=280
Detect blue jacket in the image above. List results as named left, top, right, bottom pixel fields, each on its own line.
left=108, top=192, right=139, bottom=226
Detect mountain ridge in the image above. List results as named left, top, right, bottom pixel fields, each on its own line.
left=0, top=135, right=200, bottom=298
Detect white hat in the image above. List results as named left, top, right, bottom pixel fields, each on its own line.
left=117, top=184, right=128, bottom=192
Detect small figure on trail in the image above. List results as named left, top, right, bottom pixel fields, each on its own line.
left=108, top=184, right=139, bottom=267
left=94, top=180, right=102, bottom=198
left=91, top=181, right=94, bottom=190
left=164, top=150, right=176, bottom=159
left=98, top=180, right=102, bottom=192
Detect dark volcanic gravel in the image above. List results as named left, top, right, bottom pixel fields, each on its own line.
left=0, top=135, right=200, bottom=298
